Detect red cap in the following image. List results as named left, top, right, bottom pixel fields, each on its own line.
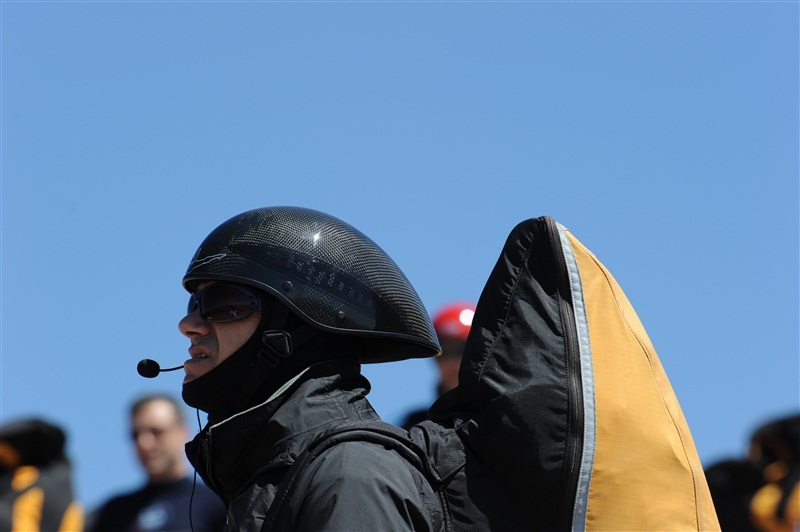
left=432, top=302, right=476, bottom=341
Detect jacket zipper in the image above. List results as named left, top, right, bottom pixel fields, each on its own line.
left=201, top=429, right=236, bottom=529
left=545, top=217, right=584, bottom=531
left=201, top=429, right=223, bottom=498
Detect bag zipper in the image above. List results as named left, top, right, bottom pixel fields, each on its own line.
left=545, top=217, right=584, bottom=531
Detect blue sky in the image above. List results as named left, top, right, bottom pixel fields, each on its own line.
left=2, top=0, right=797, bottom=511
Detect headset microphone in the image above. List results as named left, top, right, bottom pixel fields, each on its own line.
left=137, top=359, right=184, bottom=378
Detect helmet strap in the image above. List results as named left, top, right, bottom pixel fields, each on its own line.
left=227, top=300, right=318, bottom=414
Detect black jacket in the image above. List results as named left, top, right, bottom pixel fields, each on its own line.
left=87, top=477, right=226, bottom=532
left=186, top=360, right=444, bottom=531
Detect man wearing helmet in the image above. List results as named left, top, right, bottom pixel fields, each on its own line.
left=178, top=207, right=445, bottom=531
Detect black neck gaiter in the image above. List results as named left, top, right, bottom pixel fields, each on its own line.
left=181, top=304, right=362, bottom=423
left=181, top=310, right=272, bottom=421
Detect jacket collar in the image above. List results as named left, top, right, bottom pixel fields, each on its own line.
left=185, top=360, right=375, bottom=502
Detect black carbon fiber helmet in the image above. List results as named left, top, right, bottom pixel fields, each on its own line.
left=183, top=206, right=440, bottom=363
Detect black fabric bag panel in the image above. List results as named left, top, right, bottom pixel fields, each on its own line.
left=430, top=216, right=579, bottom=530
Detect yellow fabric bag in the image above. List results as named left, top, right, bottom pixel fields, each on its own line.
left=567, top=230, right=719, bottom=530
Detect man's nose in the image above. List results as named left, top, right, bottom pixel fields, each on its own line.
left=179, top=310, right=210, bottom=338
left=132, top=428, right=162, bottom=450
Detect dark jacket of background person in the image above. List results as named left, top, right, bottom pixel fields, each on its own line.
left=87, top=477, right=224, bottom=532
left=0, top=418, right=83, bottom=532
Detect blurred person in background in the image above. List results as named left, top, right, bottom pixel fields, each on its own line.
left=0, top=417, right=83, bottom=532
left=705, top=412, right=799, bottom=531
left=401, top=302, right=475, bottom=430
left=87, top=394, right=225, bottom=532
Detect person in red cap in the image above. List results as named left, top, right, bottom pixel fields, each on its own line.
left=401, top=302, right=476, bottom=429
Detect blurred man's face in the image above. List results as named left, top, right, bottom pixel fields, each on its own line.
left=435, top=339, right=465, bottom=393
left=131, top=399, right=188, bottom=483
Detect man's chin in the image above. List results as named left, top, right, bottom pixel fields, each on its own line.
left=183, top=357, right=216, bottom=382
left=143, top=463, right=168, bottom=478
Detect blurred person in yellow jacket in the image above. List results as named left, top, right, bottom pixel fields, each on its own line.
left=0, top=418, right=83, bottom=532
left=706, top=412, right=799, bottom=531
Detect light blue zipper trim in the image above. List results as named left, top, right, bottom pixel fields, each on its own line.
left=558, top=223, right=596, bottom=532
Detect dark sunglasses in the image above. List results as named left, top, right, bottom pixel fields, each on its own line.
left=187, top=283, right=262, bottom=323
